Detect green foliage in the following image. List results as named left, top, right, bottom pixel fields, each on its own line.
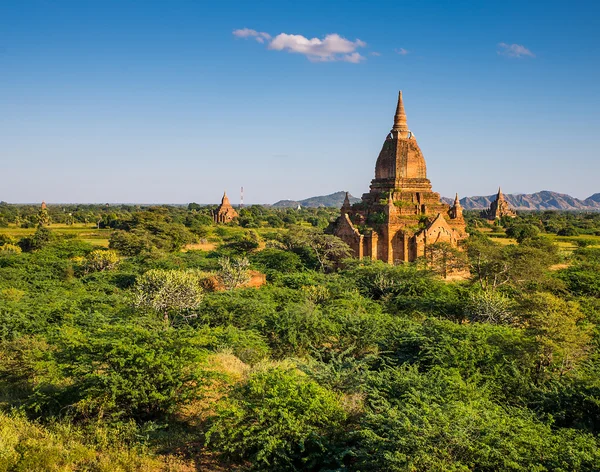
left=251, top=248, right=303, bottom=274
left=559, top=247, right=600, bottom=297
left=518, top=293, right=593, bottom=376
left=18, top=226, right=53, bottom=252
left=221, top=230, right=261, bottom=254
left=467, top=235, right=559, bottom=292
left=207, top=365, right=347, bottom=471
left=464, top=289, right=517, bottom=324
left=131, top=269, right=205, bottom=324
left=282, top=226, right=352, bottom=272
left=0, top=411, right=171, bottom=471
left=29, top=324, right=210, bottom=421
left=1, top=209, right=600, bottom=470
left=217, top=256, right=251, bottom=290
left=422, top=241, right=469, bottom=278
left=109, top=229, right=153, bottom=256
left=355, top=367, right=600, bottom=472
left=0, top=243, right=21, bottom=254
left=506, top=223, right=541, bottom=243
left=81, top=249, right=120, bottom=274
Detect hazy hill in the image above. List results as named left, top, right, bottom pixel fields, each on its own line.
left=585, top=193, right=600, bottom=205
left=272, top=191, right=360, bottom=208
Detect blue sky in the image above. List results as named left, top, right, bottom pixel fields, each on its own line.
left=1, top=0, right=599, bottom=203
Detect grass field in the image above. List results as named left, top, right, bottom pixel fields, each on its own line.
left=0, top=224, right=111, bottom=247
left=0, top=224, right=289, bottom=251
left=477, top=227, right=600, bottom=256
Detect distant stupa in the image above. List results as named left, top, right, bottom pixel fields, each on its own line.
left=213, top=191, right=239, bottom=223
left=481, top=187, right=517, bottom=220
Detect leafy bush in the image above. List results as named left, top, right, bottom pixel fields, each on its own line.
left=207, top=365, right=347, bottom=470
left=0, top=244, right=21, bottom=254
left=251, top=248, right=303, bottom=274
left=29, top=325, right=210, bottom=421
left=355, top=367, right=600, bottom=472
left=131, top=268, right=206, bottom=324
left=82, top=249, right=120, bottom=274
left=0, top=411, right=171, bottom=471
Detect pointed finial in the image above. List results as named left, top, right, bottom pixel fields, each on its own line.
left=341, top=192, right=351, bottom=213
left=392, top=91, right=409, bottom=132
left=221, top=191, right=231, bottom=206
left=454, top=193, right=460, bottom=205
left=497, top=187, right=504, bottom=199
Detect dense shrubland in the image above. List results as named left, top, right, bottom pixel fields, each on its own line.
left=0, top=204, right=600, bottom=470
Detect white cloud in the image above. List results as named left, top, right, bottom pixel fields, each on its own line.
left=395, top=48, right=409, bottom=55
left=233, top=28, right=271, bottom=44
left=268, top=33, right=366, bottom=62
left=233, top=28, right=367, bottom=63
left=370, top=51, right=381, bottom=56
left=342, top=52, right=365, bottom=63
left=497, top=42, right=535, bottom=58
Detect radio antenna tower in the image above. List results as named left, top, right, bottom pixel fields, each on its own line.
left=240, top=186, right=244, bottom=209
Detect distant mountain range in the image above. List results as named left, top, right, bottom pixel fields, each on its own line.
left=273, top=190, right=600, bottom=211
left=272, top=191, right=361, bottom=208
left=441, top=191, right=600, bottom=211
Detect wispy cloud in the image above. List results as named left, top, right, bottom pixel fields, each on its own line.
left=497, top=42, right=535, bottom=58
left=370, top=51, right=381, bottom=57
left=395, top=48, right=409, bottom=56
left=233, top=28, right=271, bottom=44
left=233, top=29, right=367, bottom=63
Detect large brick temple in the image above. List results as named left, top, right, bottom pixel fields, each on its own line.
left=332, top=91, right=467, bottom=263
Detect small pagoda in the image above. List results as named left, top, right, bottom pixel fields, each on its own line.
left=481, top=188, right=517, bottom=220
left=213, top=191, right=238, bottom=223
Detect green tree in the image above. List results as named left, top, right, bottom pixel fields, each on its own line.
left=423, top=242, right=468, bottom=279
left=37, top=208, right=51, bottom=227
left=207, top=365, right=347, bottom=470
left=251, top=248, right=302, bottom=274
left=506, top=224, right=541, bottom=243
left=467, top=236, right=557, bottom=292
left=464, top=289, right=517, bottom=325
left=519, top=293, right=593, bottom=377
left=82, top=249, right=120, bottom=274
left=131, top=269, right=205, bottom=326
left=218, top=256, right=251, bottom=290
left=283, top=227, right=351, bottom=272
left=30, top=325, right=209, bottom=421
left=18, top=226, right=53, bottom=252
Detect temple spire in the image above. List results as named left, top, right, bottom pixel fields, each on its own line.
left=222, top=191, right=231, bottom=205
left=392, top=91, right=409, bottom=132
left=341, top=192, right=351, bottom=214
left=450, top=193, right=463, bottom=220
left=497, top=187, right=504, bottom=200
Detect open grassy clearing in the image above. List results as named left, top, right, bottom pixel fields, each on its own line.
left=0, top=224, right=111, bottom=247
